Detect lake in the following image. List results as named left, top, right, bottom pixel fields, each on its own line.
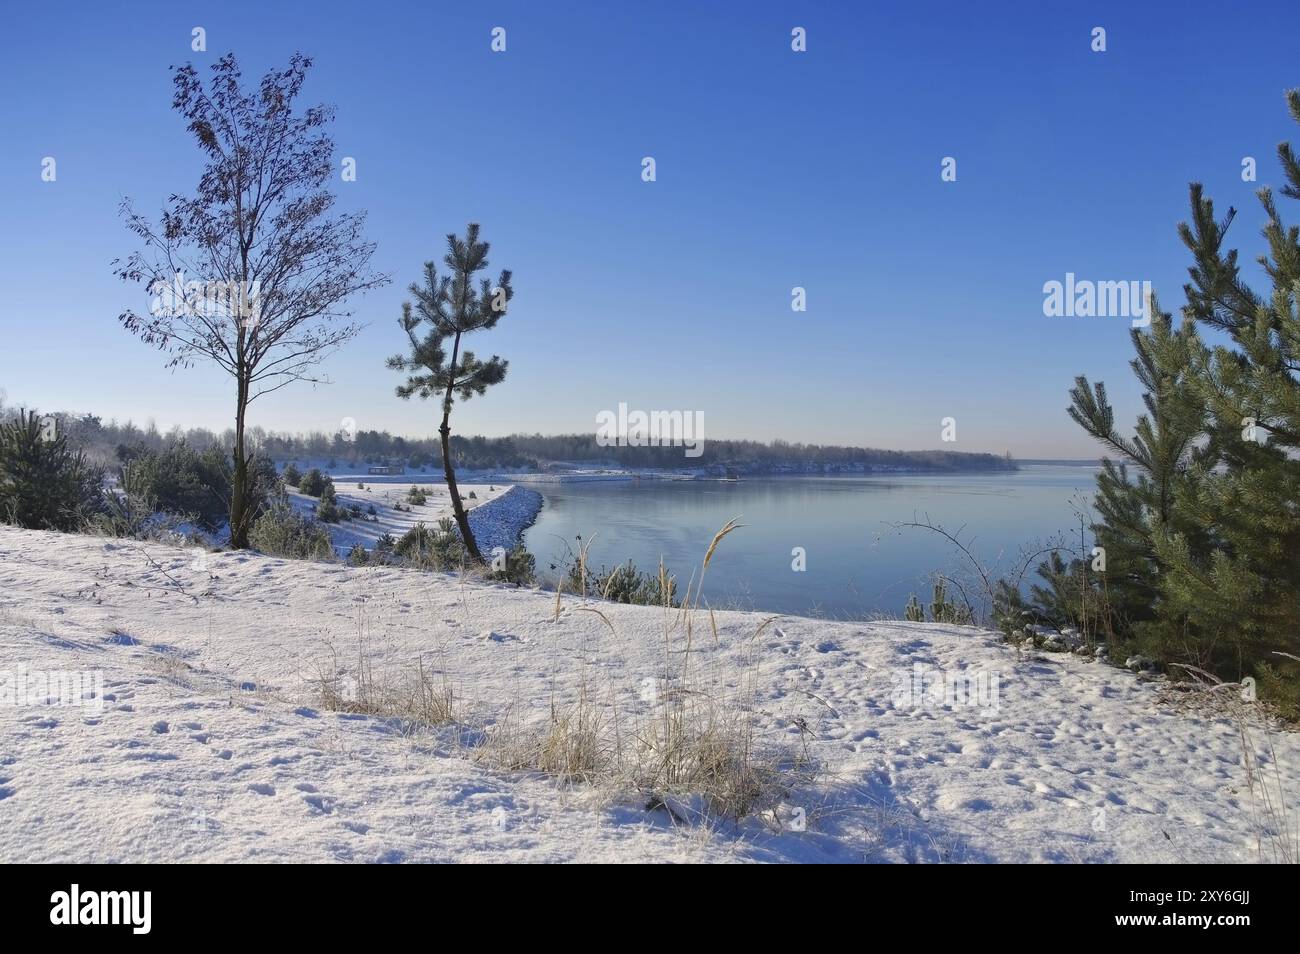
left=521, top=465, right=1100, bottom=619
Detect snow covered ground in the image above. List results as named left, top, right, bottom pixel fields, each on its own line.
left=1, top=525, right=1295, bottom=863
left=286, top=481, right=542, bottom=556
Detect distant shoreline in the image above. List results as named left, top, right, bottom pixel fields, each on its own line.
left=279, top=457, right=1028, bottom=487
left=1012, top=459, right=1102, bottom=467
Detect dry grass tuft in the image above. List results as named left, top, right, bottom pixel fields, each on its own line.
left=476, top=516, right=810, bottom=825
left=635, top=705, right=782, bottom=819
left=313, top=636, right=456, bottom=731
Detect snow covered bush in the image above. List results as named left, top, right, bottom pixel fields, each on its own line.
left=126, top=443, right=229, bottom=532
left=248, top=503, right=335, bottom=561
left=315, top=482, right=341, bottom=523
left=89, top=460, right=188, bottom=540
left=124, top=443, right=277, bottom=534
left=393, top=520, right=466, bottom=570
left=486, top=543, right=536, bottom=586
left=901, top=580, right=970, bottom=625
left=568, top=558, right=678, bottom=606
left=298, top=468, right=329, bottom=497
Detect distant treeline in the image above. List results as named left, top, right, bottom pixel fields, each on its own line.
left=493, top=436, right=1016, bottom=474
left=0, top=404, right=1016, bottom=475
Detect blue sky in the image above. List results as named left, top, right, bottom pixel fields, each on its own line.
left=1, top=0, right=1298, bottom=457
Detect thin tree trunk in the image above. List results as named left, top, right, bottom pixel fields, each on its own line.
left=230, top=376, right=251, bottom=549
left=440, top=330, right=484, bottom=564
left=440, top=415, right=483, bottom=564
left=231, top=213, right=253, bottom=550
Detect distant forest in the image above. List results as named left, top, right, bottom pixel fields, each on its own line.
left=0, top=403, right=1017, bottom=475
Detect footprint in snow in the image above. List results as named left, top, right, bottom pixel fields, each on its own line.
left=248, top=783, right=276, bottom=796
left=303, top=794, right=333, bottom=815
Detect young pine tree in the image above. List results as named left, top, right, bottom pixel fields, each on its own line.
left=1064, top=90, right=1300, bottom=706
left=0, top=411, right=104, bottom=532
left=1154, top=93, right=1300, bottom=695
left=387, top=224, right=513, bottom=563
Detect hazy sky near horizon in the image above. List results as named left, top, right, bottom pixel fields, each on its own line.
left=2, top=0, right=1299, bottom=458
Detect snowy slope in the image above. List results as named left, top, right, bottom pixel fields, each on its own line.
left=0, top=525, right=1294, bottom=863
left=285, top=481, right=542, bottom=556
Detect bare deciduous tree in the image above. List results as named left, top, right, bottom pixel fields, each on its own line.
left=114, top=53, right=387, bottom=547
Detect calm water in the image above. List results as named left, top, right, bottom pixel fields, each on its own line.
left=522, top=465, right=1099, bottom=618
